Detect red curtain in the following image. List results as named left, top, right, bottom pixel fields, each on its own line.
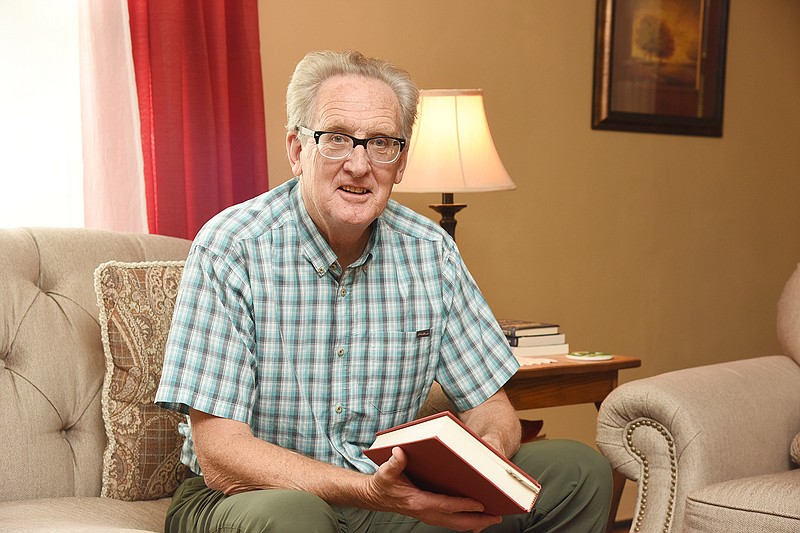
left=128, top=0, right=268, bottom=239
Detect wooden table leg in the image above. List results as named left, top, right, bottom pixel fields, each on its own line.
left=605, top=469, right=627, bottom=533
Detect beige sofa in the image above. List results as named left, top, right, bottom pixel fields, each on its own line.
left=0, top=227, right=459, bottom=532
left=0, top=228, right=192, bottom=532
left=596, top=264, right=800, bottom=532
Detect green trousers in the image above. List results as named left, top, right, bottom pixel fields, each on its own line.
left=165, top=439, right=612, bottom=533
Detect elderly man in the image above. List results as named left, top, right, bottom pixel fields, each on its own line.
left=156, top=50, right=612, bottom=533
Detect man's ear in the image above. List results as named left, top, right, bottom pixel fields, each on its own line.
left=286, top=130, right=304, bottom=177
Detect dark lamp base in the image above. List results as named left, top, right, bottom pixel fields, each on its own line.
left=429, top=193, right=466, bottom=240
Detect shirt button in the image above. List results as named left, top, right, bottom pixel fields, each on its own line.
left=337, top=348, right=345, bottom=357
left=340, top=288, right=347, bottom=297
left=317, top=267, right=325, bottom=275
left=335, top=405, right=343, bottom=414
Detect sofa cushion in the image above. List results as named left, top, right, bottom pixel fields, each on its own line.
left=0, top=496, right=170, bottom=532
left=95, top=261, right=188, bottom=501
left=683, top=469, right=800, bottom=533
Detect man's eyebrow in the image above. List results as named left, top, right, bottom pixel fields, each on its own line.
left=319, top=121, right=399, bottom=138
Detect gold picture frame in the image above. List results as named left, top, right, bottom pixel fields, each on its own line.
left=592, top=0, right=730, bottom=137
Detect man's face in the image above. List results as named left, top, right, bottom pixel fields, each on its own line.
left=287, top=75, right=407, bottom=241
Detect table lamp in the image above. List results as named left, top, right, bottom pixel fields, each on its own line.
left=393, top=89, right=516, bottom=240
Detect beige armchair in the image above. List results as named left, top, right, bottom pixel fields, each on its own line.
left=596, top=264, right=800, bottom=533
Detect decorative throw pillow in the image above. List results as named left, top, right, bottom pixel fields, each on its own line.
left=792, top=432, right=800, bottom=467
left=94, top=261, right=188, bottom=501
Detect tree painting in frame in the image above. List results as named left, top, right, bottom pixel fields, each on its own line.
left=592, top=0, right=730, bottom=136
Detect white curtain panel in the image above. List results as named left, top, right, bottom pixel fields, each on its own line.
left=78, top=0, right=148, bottom=233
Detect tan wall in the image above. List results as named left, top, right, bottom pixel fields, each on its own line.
left=259, top=0, right=800, bottom=519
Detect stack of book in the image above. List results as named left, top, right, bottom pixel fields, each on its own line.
left=497, top=319, right=568, bottom=360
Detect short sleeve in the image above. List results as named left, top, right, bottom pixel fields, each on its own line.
left=155, top=243, right=257, bottom=424
left=436, top=247, right=519, bottom=411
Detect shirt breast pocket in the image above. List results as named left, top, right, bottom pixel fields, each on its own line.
left=361, top=329, right=434, bottom=418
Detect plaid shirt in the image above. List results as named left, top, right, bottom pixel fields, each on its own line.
left=156, top=178, right=519, bottom=474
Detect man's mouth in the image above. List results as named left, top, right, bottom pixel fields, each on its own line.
left=340, top=186, right=369, bottom=195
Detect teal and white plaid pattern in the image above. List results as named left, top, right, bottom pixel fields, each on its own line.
left=156, top=178, right=519, bottom=474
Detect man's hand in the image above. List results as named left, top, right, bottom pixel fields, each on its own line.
left=365, top=447, right=502, bottom=532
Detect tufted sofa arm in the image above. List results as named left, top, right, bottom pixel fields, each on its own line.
left=596, top=355, right=800, bottom=533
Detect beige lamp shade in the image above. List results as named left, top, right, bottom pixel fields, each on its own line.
left=395, top=89, right=516, bottom=193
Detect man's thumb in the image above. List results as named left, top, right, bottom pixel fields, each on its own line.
left=386, top=446, right=407, bottom=474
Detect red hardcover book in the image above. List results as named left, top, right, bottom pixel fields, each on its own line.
left=364, top=411, right=541, bottom=516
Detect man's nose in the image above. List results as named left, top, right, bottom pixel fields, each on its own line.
left=344, top=145, right=371, bottom=175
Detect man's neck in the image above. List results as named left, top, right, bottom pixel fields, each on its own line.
left=326, top=225, right=372, bottom=270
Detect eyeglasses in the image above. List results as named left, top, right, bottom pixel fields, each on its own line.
left=297, top=126, right=406, bottom=164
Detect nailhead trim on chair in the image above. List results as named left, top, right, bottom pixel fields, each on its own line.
left=626, top=419, right=677, bottom=533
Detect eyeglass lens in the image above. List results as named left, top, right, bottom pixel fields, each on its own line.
left=317, top=132, right=402, bottom=163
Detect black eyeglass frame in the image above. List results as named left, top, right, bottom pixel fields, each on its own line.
left=297, top=126, right=406, bottom=164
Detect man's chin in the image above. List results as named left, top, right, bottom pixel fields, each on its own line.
left=335, top=204, right=383, bottom=229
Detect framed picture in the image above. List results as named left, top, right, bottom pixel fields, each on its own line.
left=592, top=0, right=730, bottom=137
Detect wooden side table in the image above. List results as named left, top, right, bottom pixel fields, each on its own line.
left=504, top=355, right=641, bottom=533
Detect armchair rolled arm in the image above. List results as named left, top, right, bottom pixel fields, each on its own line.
left=597, top=355, right=800, bottom=533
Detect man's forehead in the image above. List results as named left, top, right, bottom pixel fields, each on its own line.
left=312, top=75, right=401, bottom=134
